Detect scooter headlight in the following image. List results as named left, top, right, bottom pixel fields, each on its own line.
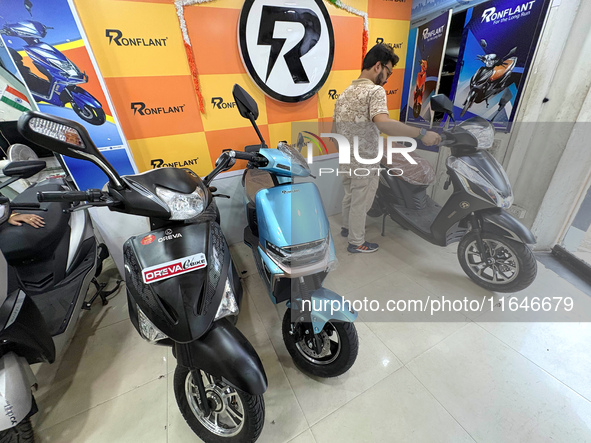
left=47, top=57, right=79, bottom=76
left=137, top=306, right=168, bottom=343
left=214, top=278, right=239, bottom=321
left=267, top=235, right=329, bottom=268
left=449, top=157, right=513, bottom=208
left=155, top=185, right=205, bottom=220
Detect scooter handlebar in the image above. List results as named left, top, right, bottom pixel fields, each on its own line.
left=37, top=189, right=103, bottom=203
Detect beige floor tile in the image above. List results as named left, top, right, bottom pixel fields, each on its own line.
left=288, top=428, right=316, bottom=443
left=167, top=331, right=308, bottom=443
left=407, top=322, right=591, bottom=442
left=311, top=367, right=474, bottom=443
left=268, top=322, right=402, bottom=426
left=243, top=274, right=286, bottom=335
left=76, top=281, right=128, bottom=336
left=32, top=320, right=167, bottom=431
left=36, top=377, right=167, bottom=443
left=230, top=242, right=259, bottom=278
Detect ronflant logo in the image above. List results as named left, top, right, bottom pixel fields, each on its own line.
left=422, top=26, right=445, bottom=40
left=328, top=89, right=340, bottom=100
left=481, top=1, right=536, bottom=22
left=131, top=102, right=186, bottom=116
left=239, top=0, right=334, bottom=102
left=106, top=29, right=168, bottom=47
left=376, top=38, right=404, bottom=50
left=151, top=158, right=199, bottom=168
left=211, top=97, right=236, bottom=109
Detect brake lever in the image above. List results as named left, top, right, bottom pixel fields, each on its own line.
left=212, top=194, right=231, bottom=199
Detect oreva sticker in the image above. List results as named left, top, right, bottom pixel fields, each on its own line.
left=142, top=253, right=207, bottom=284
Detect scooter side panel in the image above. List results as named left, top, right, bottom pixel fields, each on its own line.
left=0, top=352, right=33, bottom=431
left=255, top=182, right=329, bottom=248
left=68, top=86, right=102, bottom=110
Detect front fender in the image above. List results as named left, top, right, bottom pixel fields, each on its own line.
left=175, top=318, right=267, bottom=396
left=480, top=208, right=536, bottom=244
left=67, top=86, right=102, bottom=109
left=289, top=287, right=358, bottom=333
left=0, top=352, right=35, bottom=431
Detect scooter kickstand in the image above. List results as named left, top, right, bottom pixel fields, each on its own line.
left=83, top=278, right=123, bottom=310
left=381, top=214, right=387, bottom=237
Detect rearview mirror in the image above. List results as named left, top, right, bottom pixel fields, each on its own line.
left=17, top=111, right=123, bottom=189
left=232, top=84, right=259, bottom=120
left=3, top=160, right=46, bottom=179
left=431, top=94, right=454, bottom=116
left=480, top=39, right=487, bottom=51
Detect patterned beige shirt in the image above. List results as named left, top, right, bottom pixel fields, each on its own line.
left=333, top=78, right=389, bottom=177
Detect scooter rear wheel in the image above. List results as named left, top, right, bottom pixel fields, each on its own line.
left=457, top=231, right=537, bottom=292
left=72, top=103, right=106, bottom=126
left=282, top=308, right=358, bottom=378
left=0, top=418, right=34, bottom=443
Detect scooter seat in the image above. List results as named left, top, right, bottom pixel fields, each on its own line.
left=0, top=183, right=71, bottom=264
left=244, top=169, right=275, bottom=203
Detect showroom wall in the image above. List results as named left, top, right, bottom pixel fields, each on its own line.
left=72, top=0, right=413, bottom=176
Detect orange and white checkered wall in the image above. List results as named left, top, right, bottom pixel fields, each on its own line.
left=73, top=0, right=412, bottom=176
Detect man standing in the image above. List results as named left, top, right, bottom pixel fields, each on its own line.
left=334, top=43, right=441, bottom=253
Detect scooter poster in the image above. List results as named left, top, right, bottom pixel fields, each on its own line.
left=0, top=0, right=136, bottom=190
left=405, top=10, right=452, bottom=127
left=449, top=0, right=551, bottom=131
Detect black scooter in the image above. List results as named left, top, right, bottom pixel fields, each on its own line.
left=16, top=111, right=268, bottom=443
left=369, top=94, right=537, bottom=292
left=461, top=39, right=517, bottom=118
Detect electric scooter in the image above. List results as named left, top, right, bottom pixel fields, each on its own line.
left=0, top=160, right=116, bottom=442
left=232, top=84, right=358, bottom=377
left=460, top=39, right=517, bottom=118
left=413, top=58, right=427, bottom=118
left=369, top=94, right=537, bottom=292
left=16, top=110, right=268, bottom=442
left=1, top=20, right=106, bottom=125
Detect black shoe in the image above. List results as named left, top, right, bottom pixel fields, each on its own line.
left=341, top=227, right=349, bottom=237
left=347, top=241, right=379, bottom=253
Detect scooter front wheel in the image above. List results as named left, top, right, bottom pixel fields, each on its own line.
left=0, top=418, right=34, bottom=443
left=174, top=366, right=265, bottom=443
left=282, top=308, right=358, bottom=378
left=457, top=231, right=537, bottom=292
left=72, top=103, right=106, bottom=126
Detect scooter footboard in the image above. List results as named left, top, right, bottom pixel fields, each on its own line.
left=291, top=287, right=358, bottom=333
left=0, top=352, right=35, bottom=431
left=174, top=318, right=267, bottom=396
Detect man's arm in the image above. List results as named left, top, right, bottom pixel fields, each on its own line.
left=373, top=113, right=441, bottom=146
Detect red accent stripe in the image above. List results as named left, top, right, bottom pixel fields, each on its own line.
left=303, top=131, right=328, bottom=155
left=5, top=86, right=29, bottom=103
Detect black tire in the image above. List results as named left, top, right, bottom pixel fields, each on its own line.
left=367, top=197, right=384, bottom=218
left=413, top=102, right=422, bottom=118
left=0, top=418, right=34, bottom=443
left=173, top=365, right=264, bottom=443
left=457, top=231, right=537, bottom=293
left=282, top=308, right=358, bottom=378
left=72, top=103, right=106, bottom=125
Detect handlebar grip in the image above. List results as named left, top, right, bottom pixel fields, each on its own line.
left=233, top=151, right=255, bottom=161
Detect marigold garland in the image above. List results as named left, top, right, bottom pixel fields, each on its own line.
left=175, top=0, right=369, bottom=114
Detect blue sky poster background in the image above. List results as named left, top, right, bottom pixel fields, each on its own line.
left=449, top=0, right=550, bottom=130
left=0, top=0, right=136, bottom=190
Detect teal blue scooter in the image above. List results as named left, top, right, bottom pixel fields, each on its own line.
left=231, top=84, right=358, bottom=377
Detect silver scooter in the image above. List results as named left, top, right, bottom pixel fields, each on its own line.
left=0, top=159, right=116, bottom=442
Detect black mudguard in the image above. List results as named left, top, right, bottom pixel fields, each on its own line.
left=479, top=208, right=536, bottom=245
left=175, top=318, right=267, bottom=396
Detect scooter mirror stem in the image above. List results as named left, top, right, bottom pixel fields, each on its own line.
left=248, top=114, right=267, bottom=149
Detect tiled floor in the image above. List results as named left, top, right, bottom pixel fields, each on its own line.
left=33, top=215, right=591, bottom=442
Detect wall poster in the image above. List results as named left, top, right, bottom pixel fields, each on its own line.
left=0, top=0, right=136, bottom=190
left=405, top=10, right=452, bottom=127
left=449, top=0, right=551, bottom=131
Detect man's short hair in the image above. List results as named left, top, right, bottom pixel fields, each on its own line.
left=362, top=43, right=400, bottom=71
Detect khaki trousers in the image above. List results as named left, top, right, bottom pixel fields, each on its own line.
left=341, top=175, right=379, bottom=246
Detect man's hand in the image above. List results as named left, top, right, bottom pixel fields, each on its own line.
left=422, top=131, right=441, bottom=146
left=9, top=213, right=45, bottom=228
